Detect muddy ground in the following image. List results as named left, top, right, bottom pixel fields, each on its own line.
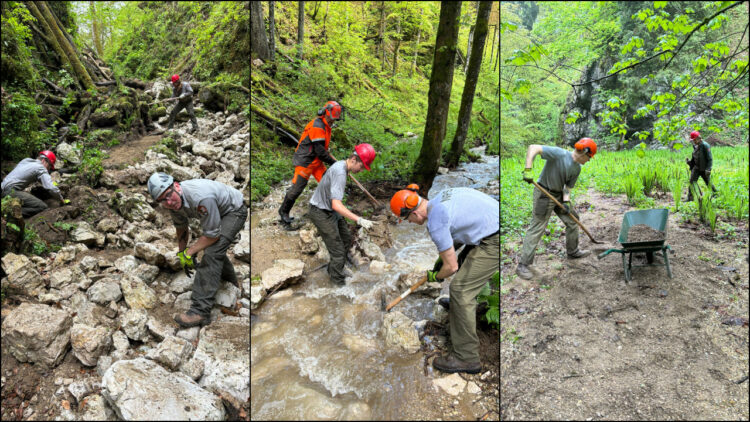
left=251, top=178, right=500, bottom=420
left=500, top=190, right=749, bottom=420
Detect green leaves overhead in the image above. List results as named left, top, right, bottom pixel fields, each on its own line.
left=504, top=44, right=549, bottom=66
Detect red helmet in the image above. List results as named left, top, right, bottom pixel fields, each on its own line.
left=39, top=150, right=56, bottom=170
left=171, top=74, right=180, bottom=83
left=574, top=137, right=597, bottom=157
left=321, top=101, right=342, bottom=121
left=690, top=131, right=700, bottom=140
left=354, top=143, right=376, bottom=170
left=390, top=189, right=421, bottom=218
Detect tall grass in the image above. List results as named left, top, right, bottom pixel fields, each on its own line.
left=624, top=174, right=642, bottom=205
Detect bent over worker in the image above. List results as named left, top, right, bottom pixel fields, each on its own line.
left=166, top=74, right=198, bottom=133
left=307, top=143, right=376, bottom=286
left=1, top=151, right=67, bottom=218
left=278, top=101, right=342, bottom=225
left=148, top=172, right=247, bottom=328
left=516, top=138, right=596, bottom=280
left=390, top=186, right=499, bottom=374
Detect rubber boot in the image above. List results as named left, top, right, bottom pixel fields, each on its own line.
left=278, top=196, right=295, bottom=225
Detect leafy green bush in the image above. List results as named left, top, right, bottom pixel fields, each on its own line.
left=1, top=91, right=45, bottom=161
left=477, top=271, right=500, bottom=330
left=80, top=149, right=105, bottom=187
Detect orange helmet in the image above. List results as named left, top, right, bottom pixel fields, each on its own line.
left=390, top=188, right=421, bottom=219
left=574, top=137, right=597, bottom=157
left=318, top=100, right=342, bottom=121
left=39, top=150, right=56, bottom=170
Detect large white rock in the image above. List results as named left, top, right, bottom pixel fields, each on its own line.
left=119, top=274, right=158, bottom=310
left=102, top=358, right=225, bottom=421
left=432, top=373, right=468, bottom=396
left=1, top=302, right=71, bottom=368
left=193, top=316, right=250, bottom=403
left=233, top=229, right=250, bottom=263
left=111, top=192, right=155, bottom=223
left=72, top=221, right=105, bottom=247
left=70, top=323, right=112, bottom=366
left=260, top=259, right=305, bottom=291
left=192, top=142, right=223, bottom=160
left=1, top=253, right=44, bottom=297
left=381, top=311, right=420, bottom=354
left=146, top=335, right=194, bottom=370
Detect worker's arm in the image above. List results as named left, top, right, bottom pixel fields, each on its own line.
left=525, top=144, right=544, bottom=168
left=186, top=235, right=219, bottom=257
left=331, top=199, right=361, bottom=223
left=436, top=246, right=459, bottom=279
left=313, top=142, right=336, bottom=165
left=176, top=226, right=189, bottom=251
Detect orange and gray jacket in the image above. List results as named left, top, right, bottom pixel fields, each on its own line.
left=292, top=117, right=336, bottom=168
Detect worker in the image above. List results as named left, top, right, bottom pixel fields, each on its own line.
left=1, top=151, right=68, bottom=218
left=278, top=101, right=343, bottom=226
left=685, top=131, right=717, bottom=201
left=516, top=138, right=596, bottom=281
left=147, top=172, right=247, bottom=327
left=307, top=143, right=376, bottom=286
left=166, top=74, right=199, bottom=134
left=390, top=185, right=499, bottom=374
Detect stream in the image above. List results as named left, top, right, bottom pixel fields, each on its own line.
left=250, top=147, right=498, bottom=420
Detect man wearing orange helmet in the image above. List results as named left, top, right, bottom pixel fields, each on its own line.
left=516, top=138, right=596, bottom=280
left=307, top=143, right=376, bottom=286
left=278, top=101, right=343, bottom=226
left=390, top=185, right=499, bottom=374
left=1, top=151, right=67, bottom=218
left=685, top=130, right=716, bottom=201
left=166, top=74, right=198, bottom=133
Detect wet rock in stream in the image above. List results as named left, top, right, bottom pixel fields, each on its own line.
left=626, top=224, right=666, bottom=243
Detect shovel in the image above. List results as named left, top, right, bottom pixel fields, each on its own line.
left=381, top=274, right=428, bottom=312
left=530, top=180, right=604, bottom=244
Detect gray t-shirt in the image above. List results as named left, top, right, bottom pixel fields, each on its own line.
left=309, top=160, right=347, bottom=211
left=169, top=179, right=244, bottom=238
left=172, top=81, right=194, bottom=101
left=426, top=188, right=499, bottom=253
left=538, top=146, right=581, bottom=192
left=1, top=158, right=63, bottom=200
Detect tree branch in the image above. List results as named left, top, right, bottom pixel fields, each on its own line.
left=572, top=50, right=670, bottom=87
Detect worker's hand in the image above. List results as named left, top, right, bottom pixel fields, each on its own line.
left=357, top=218, right=374, bottom=230
left=427, top=270, right=443, bottom=283
left=62, top=199, right=70, bottom=204
left=522, top=168, right=534, bottom=184
left=177, top=248, right=195, bottom=270
left=432, top=257, right=443, bottom=273
left=53, top=181, right=58, bottom=186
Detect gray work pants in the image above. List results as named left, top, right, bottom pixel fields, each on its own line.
left=189, top=206, right=248, bottom=316
left=2, top=190, right=48, bottom=218
left=167, top=99, right=198, bottom=130
left=307, top=205, right=352, bottom=285
left=519, top=187, right=580, bottom=266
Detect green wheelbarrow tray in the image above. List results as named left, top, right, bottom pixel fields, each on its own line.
left=597, top=209, right=673, bottom=282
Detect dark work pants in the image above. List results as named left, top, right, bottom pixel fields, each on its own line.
left=167, top=99, right=198, bottom=130
left=3, top=190, right=48, bottom=218
left=307, top=205, right=352, bottom=285
left=687, top=168, right=716, bottom=200
left=280, top=175, right=308, bottom=215
left=190, top=206, right=248, bottom=316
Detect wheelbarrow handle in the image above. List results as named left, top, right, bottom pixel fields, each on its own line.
left=597, top=248, right=624, bottom=259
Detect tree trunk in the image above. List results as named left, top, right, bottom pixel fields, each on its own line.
left=269, top=1, right=276, bottom=62
left=250, top=1, right=271, bottom=61
left=323, top=2, right=329, bottom=43
left=489, top=24, right=497, bottom=70
left=392, top=14, right=401, bottom=78
left=379, top=1, right=386, bottom=70
left=298, top=1, right=305, bottom=60
left=25, top=2, right=81, bottom=89
left=464, top=24, right=474, bottom=73
left=412, top=1, right=461, bottom=194
left=446, top=1, right=491, bottom=168
left=91, top=2, right=103, bottom=57
left=411, top=23, right=421, bottom=77
left=312, top=1, right=320, bottom=21
left=38, top=1, right=96, bottom=90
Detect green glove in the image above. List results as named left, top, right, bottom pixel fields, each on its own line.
left=427, top=270, right=443, bottom=283
left=62, top=199, right=70, bottom=204
left=177, top=248, right=195, bottom=269
left=432, top=257, right=443, bottom=273
left=523, top=168, right=534, bottom=183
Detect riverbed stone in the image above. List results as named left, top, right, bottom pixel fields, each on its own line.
left=381, top=311, right=420, bottom=354
left=260, top=259, right=305, bottom=291
left=192, top=316, right=250, bottom=403
left=433, top=373, right=467, bottom=396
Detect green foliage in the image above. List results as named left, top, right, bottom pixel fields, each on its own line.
left=1, top=90, right=45, bottom=161
left=1, top=1, right=38, bottom=88
left=80, top=149, right=105, bottom=187
left=53, top=221, right=77, bottom=232
left=477, top=271, right=500, bottom=330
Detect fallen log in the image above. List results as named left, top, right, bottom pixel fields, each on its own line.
left=251, top=103, right=300, bottom=140
left=94, top=80, right=117, bottom=86
left=41, top=77, right=68, bottom=95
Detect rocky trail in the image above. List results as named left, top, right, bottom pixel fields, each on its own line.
left=1, top=80, right=250, bottom=421
left=501, top=190, right=749, bottom=420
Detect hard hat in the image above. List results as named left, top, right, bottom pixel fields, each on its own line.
left=147, top=172, right=174, bottom=201
left=406, top=183, right=419, bottom=192
left=574, top=137, right=597, bottom=157
left=171, top=74, right=180, bottom=83
left=353, top=143, right=376, bottom=170
left=318, top=101, right=342, bottom=121
left=39, top=150, right=56, bottom=170
left=690, top=131, right=700, bottom=140
left=390, top=189, right=421, bottom=219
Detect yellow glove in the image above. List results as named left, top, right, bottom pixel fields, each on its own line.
left=62, top=199, right=70, bottom=204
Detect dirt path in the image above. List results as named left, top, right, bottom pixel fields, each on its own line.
left=102, top=135, right=162, bottom=169
left=501, top=191, right=749, bottom=420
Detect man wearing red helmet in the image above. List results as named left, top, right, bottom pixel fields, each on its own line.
left=516, top=139, right=596, bottom=280
left=1, top=151, right=66, bottom=218
left=278, top=100, right=343, bottom=226
left=307, top=143, right=376, bottom=286
left=166, top=74, right=198, bottom=133
left=685, top=131, right=716, bottom=201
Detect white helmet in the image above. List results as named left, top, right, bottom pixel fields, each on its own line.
left=148, top=172, right=173, bottom=200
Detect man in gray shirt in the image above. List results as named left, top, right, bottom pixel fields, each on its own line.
left=147, top=172, right=247, bottom=327
left=517, top=139, right=596, bottom=280
left=308, top=144, right=377, bottom=285
left=1, top=151, right=67, bottom=218
left=166, top=74, right=198, bottom=133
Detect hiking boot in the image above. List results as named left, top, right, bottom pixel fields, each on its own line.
left=567, top=249, right=591, bottom=259
left=516, top=263, right=534, bottom=280
left=174, top=311, right=209, bottom=328
left=432, top=353, right=481, bottom=374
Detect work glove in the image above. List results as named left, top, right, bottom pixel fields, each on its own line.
left=427, top=270, right=443, bottom=283
left=556, top=201, right=579, bottom=219
left=177, top=248, right=195, bottom=272
left=62, top=199, right=70, bottom=204
left=432, top=257, right=443, bottom=273
left=357, top=218, right=374, bottom=230
left=522, top=168, right=534, bottom=184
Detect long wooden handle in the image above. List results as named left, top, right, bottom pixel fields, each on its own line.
left=329, top=153, right=382, bottom=206
left=385, top=275, right=428, bottom=312
left=531, top=180, right=602, bottom=244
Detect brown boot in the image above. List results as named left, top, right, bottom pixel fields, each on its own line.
left=432, top=353, right=481, bottom=374
left=174, top=311, right=209, bottom=328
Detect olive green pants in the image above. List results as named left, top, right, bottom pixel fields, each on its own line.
left=519, top=187, right=580, bottom=266
left=449, top=233, right=499, bottom=363
left=308, top=205, right=352, bottom=285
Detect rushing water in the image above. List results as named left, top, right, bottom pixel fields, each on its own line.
left=251, top=147, right=498, bottom=420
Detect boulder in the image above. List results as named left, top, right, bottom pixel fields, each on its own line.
left=192, top=141, right=223, bottom=161
left=119, top=274, right=158, bottom=310
left=381, top=311, right=420, bottom=354
left=56, top=142, right=82, bottom=166
left=192, top=316, right=250, bottom=403
left=114, top=255, right=140, bottom=273
left=250, top=285, right=266, bottom=310
left=260, top=259, right=305, bottom=291
left=299, top=229, right=319, bottom=254
left=87, top=278, right=123, bottom=304
left=72, top=221, right=106, bottom=247
left=233, top=229, right=250, bottom=262
left=102, top=358, right=225, bottom=421
left=214, top=282, right=240, bottom=308
left=1, top=253, right=44, bottom=297
left=169, top=272, right=193, bottom=294
left=110, top=192, right=155, bottom=223
left=432, top=373, right=467, bottom=396
left=146, top=316, right=176, bottom=341
left=146, top=335, right=194, bottom=370
left=1, top=302, right=72, bottom=368
left=120, top=308, right=149, bottom=341
left=70, top=323, right=112, bottom=366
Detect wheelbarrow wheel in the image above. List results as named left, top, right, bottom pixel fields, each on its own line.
left=646, top=251, right=654, bottom=264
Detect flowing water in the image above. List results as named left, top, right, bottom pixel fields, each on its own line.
left=251, top=147, right=498, bottom=420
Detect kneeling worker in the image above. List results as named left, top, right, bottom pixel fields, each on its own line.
left=1, top=150, right=68, bottom=218
left=390, top=185, right=499, bottom=374
left=148, top=172, right=247, bottom=327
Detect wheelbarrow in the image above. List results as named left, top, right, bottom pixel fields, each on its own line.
left=597, top=209, right=673, bottom=282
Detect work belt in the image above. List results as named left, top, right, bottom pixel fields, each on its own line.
left=537, top=183, right=562, bottom=195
